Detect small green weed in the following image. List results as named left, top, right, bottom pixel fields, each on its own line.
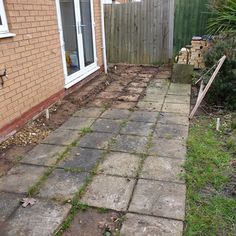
left=80, top=127, right=93, bottom=137
left=97, top=207, right=109, bottom=214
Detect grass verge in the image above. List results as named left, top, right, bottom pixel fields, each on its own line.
left=184, top=116, right=236, bottom=236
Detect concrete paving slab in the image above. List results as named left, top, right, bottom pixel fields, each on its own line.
left=129, top=179, right=186, bottom=220
left=150, top=138, right=186, bottom=159
left=0, top=199, right=71, bottom=236
left=120, top=213, right=183, bottom=236
left=111, top=101, right=136, bottom=110
left=159, top=112, right=189, bottom=126
left=73, top=108, right=104, bottom=118
left=78, top=132, right=114, bottom=149
left=82, top=175, right=135, bottom=211
left=0, top=192, right=21, bottom=224
left=146, top=87, right=167, bottom=95
left=60, top=117, right=95, bottom=131
left=162, top=103, right=190, bottom=115
left=154, top=123, right=189, bottom=140
left=59, top=147, right=103, bottom=172
left=20, top=144, right=65, bottom=166
left=168, top=84, right=191, bottom=96
left=129, top=111, right=158, bottom=123
left=110, top=135, right=148, bottom=154
left=0, top=164, right=47, bottom=193
left=141, top=94, right=166, bottom=102
left=140, top=156, right=185, bottom=183
left=136, top=101, right=163, bottom=111
left=100, top=109, right=131, bottom=120
left=97, top=152, right=141, bottom=178
left=42, top=129, right=80, bottom=146
left=38, top=169, right=88, bottom=200
left=165, top=95, right=190, bottom=104
left=91, top=118, right=122, bottom=133
left=120, top=121, right=154, bottom=137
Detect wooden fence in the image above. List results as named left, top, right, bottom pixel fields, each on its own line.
left=104, top=0, right=175, bottom=64
left=174, top=0, right=210, bottom=54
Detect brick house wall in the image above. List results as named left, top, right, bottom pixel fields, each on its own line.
left=0, top=0, right=103, bottom=139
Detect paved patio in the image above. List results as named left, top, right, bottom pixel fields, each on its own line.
left=0, top=66, right=190, bottom=235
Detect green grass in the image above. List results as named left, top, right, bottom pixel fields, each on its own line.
left=184, top=117, right=236, bottom=236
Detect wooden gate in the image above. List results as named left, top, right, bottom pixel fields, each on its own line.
left=104, top=0, right=175, bottom=64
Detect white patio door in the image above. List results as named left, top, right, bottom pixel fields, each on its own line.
left=57, top=0, right=97, bottom=88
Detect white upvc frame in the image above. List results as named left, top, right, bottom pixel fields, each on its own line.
left=55, top=0, right=99, bottom=89
left=0, top=0, right=9, bottom=33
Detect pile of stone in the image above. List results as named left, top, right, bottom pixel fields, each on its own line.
left=178, top=36, right=212, bottom=69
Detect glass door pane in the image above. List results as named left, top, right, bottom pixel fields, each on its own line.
left=59, top=0, right=80, bottom=76
left=79, top=0, right=95, bottom=67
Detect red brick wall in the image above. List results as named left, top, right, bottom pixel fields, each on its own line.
left=0, top=0, right=103, bottom=138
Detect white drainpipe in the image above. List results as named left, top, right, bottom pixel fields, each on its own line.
left=100, top=0, right=108, bottom=74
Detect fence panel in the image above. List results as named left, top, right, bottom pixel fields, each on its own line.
left=104, top=0, right=175, bottom=64
left=174, top=0, right=210, bottom=54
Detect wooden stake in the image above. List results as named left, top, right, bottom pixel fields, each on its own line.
left=189, top=55, right=226, bottom=119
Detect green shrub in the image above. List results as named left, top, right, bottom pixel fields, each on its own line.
left=204, top=37, right=236, bottom=110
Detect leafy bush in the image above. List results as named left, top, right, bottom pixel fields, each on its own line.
left=204, top=37, right=236, bottom=110
left=207, top=0, right=236, bottom=35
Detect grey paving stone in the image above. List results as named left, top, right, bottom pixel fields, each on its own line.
left=0, top=164, right=47, bottom=193
left=0, top=192, right=21, bottom=224
left=136, top=101, right=163, bottom=111
left=91, top=118, right=122, bottom=133
left=140, top=156, right=185, bottom=183
left=60, top=117, right=95, bottom=131
left=168, top=83, right=191, bottom=96
left=120, top=121, right=154, bottom=137
left=129, top=110, right=158, bottom=123
left=146, top=87, right=167, bottom=95
left=110, top=135, right=148, bottom=154
left=38, top=169, right=88, bottom=199
left=165, top=95, right=190, bottom=104
left=150, top=138, right=186, bottom=159
left=42, top=129, right=80, bottom=146
left=100, top=109, right=131, bottom=120
left=20, top=144, right=65, bottom=166
left=78, top=132, right=114, bottom=149
left=73, top=107, right=104, bottom=118
left=159, top=112, right=189, bottom=126
left=97, top=152, right=141, bottom=178
left=141, top=94, right=166, bottom=102
left=59, top=147, right=103, bottom=172
left=129, top=179, right=186, bottom=220
left=82, top=175, right=135, bottom=211
left=162, top=103, right=190, bottom=115
left=120, top=213, right=183, bottom=236
left=154, top=123, right=189, bottom=140
left=0, top=199, right=71, bottom=236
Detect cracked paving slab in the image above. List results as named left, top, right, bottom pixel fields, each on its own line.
left=81, top=175, right=135, bottom=211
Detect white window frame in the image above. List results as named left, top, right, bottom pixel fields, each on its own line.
left=0, top=0, right=15, bottom=38
left=0, top=0, right=9, bottom=33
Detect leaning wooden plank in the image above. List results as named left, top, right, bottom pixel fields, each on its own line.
left=189, top=55, right=227, bottom=119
